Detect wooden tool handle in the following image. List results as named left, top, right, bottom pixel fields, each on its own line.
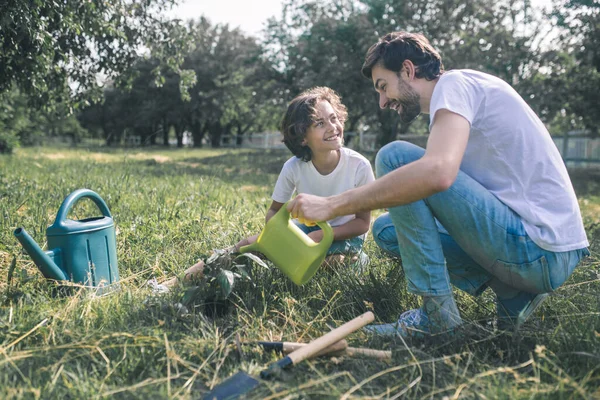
left=344, top=347, right=392, bottom=360
left=281, top=343, right=391, bottom=360
left=286, top=311, right=374, bottom=365
left=281, top=340, right=348, bottom=358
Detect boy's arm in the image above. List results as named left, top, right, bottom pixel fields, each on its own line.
left=306, top=210, right=371, bottom=243
left=265, top=200, right=284, bottom=222
left=235, top=200, right=284, bottom=251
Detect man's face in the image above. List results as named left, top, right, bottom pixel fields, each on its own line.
left=372, top=64, right=421, bottom=124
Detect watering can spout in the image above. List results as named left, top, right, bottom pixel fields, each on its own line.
left=14, top=227, right=67, bottom=281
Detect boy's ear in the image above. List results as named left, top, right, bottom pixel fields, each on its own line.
left=301, top=138, right=307, bottom=146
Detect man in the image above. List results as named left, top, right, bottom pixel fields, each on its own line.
left=287, top=31, right=590, bottom=337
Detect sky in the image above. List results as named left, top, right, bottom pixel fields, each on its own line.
left=169, top=0, right=555, bottom=36
left=169, top=0, right=284, bottom=36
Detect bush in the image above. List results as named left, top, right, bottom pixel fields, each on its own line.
left=0, top=122, right=19, bottom=154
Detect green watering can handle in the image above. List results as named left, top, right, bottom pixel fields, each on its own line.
left=54, top=189, right=112, bottom=228
left=278, top=203, right=334, bottom=248
left=315, top=219, right=334, bottom=249
left=281, top=203, right=334, bottom=248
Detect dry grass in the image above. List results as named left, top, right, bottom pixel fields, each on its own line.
left=0, top=146, right=598, bottom=399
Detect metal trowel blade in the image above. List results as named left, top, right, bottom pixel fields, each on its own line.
left=202, top=371, right=260, bottom=400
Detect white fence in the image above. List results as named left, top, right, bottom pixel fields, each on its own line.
left=218, top=132, right=286, bottom=149
left=132, top=129, right=600, bottom=166
left=552, top=131, right=600, bottom=167
left=222, top=131, right=599, bottom=167
left=216, top=132, right=412, bottom=152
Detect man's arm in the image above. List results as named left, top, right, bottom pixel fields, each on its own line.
left=288, top=110, right=470, bottom=223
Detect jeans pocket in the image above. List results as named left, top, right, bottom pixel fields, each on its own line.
left=491, top=255, right=552, bottom=294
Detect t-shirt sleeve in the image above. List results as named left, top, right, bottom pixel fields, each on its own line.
left=271, top=159, right=296, bottom=203
left=429, top=72, right=479, bottom=129
left=354, top=158, right=375, bottom=187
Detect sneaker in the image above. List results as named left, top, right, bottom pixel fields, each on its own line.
left=364, top=295, right=462, bottom=338
left=497, top=292, right=549, bottom=331
left=364, top=308, right=429, bottom=338
left=350, top=252, right=370, bottom=271
left=147, top=277, right=170, bottom=294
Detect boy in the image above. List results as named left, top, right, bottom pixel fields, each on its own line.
left=157, top=87, right=375, bottom=290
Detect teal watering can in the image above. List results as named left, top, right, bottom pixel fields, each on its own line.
left=14, top=189, right=119, bottom=289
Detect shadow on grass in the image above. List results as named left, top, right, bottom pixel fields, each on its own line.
left=130, top=149, right=291, bottom=187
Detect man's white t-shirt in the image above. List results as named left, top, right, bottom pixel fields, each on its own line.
left=429, top=69, right=588, bottom=252
left=272, top=147, right=375, bottom=228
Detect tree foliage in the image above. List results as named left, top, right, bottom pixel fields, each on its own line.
left=0, top=0, right=182, bottom=105
left=79, top=17, right=285, bottom=147
left=2, top=0, right=598, bottom=151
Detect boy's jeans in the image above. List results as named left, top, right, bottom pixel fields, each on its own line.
left=373, top=141, right=590, bottom=298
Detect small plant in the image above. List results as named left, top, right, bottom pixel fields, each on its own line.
left=179, top=248, right=270, bottom=317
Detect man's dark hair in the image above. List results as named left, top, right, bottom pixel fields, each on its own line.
left=361, top=31, right=444, bottom=81
left=280, top=87, right=347, bottom=162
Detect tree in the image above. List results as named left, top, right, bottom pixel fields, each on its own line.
left=0, top=89, right=87, bottom=153
left=543, top=0, right=600, bottom=135
left=183, top=19, right=283, bottom=148
left=0, top=0, right=185, bottom=106
left=265, top=0, right=547, bottom=146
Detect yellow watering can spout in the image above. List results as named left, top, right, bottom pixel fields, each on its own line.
left=239, top=203, right=334, bottom=285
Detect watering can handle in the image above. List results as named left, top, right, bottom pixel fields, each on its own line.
left=54, top=189, right=112, bottom=226
left=315, top=220, right=334, bottom=249
left=283, top=203, right=334, bottom=248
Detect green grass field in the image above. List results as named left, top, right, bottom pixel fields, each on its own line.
left=1, top=146, right=599, bottom=399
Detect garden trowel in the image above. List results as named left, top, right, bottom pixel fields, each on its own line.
left=202, top=311, right=374, bottom=400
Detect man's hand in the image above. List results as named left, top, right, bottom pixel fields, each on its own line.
left=287, top=194, right=336, bottom=225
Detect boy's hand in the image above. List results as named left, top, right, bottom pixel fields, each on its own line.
left=235, top=234, right=259, bottom=251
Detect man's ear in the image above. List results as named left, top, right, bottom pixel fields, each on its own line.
left=402, top=60, right=416, bottom=79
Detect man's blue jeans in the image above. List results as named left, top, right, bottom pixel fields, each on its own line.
left=372, top=141, right=590, bottom=297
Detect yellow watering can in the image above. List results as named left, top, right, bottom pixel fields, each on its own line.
left=239, top=203, right=334, bottom=285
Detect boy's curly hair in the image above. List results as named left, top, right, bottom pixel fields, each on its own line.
left=281, top=87, right=348, bottom=162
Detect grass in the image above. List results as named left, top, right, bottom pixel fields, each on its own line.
left=0, top=146, right=599, bottom=399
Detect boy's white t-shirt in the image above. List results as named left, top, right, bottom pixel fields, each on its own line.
left=272, top=147, right=375, bottom=227
left=429, top=69, right=588, bottom=252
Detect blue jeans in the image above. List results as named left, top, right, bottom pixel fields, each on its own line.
left=373, top=141, right=590, bottom=297
left=294, top=221, right=364, bottom=256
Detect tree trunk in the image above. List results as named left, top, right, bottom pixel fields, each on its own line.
left=210, top=121, right=225, bottom=148
left=174, top=123, right=184, bottom=148
left=162, top=117, right=169, bottom=146
left=149, top=124, right=158, bottom=145
left=377, top=112, right=398, bottom=147
left=190, top=121, right=205, bottom=148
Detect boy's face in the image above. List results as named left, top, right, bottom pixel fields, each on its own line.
left=301, top=100, right=344, bottom=155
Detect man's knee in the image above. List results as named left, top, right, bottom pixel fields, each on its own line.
left=372, top=213, right=397, bottom=249
left=375, top=140, right=425, bottom=178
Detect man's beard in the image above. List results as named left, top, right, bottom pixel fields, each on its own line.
left=396, top=80, right=421, bottom=124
